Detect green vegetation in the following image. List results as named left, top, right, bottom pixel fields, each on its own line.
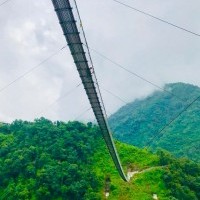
left=158, top=150, right=200, bottom=200
left=0, top=119, right=101, bottom=200
left=109, top=82, right=200, bottom=161
left=0, top=118, right=199, bottom=199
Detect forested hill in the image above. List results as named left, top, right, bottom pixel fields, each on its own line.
left=0, top=119, right=200, bottom=199
left=109, top=82, right=200, bottom=161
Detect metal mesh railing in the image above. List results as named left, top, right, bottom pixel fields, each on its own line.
left=51, top=0, right=128, bottom=181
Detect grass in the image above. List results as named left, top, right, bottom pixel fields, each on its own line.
left=91, top=138, right=170, bottom=199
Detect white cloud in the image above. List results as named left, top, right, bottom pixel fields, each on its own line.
left=0, top=0, right=200, bottom=123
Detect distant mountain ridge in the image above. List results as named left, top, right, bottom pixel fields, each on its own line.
left=109, top=82, right=200, bottom=161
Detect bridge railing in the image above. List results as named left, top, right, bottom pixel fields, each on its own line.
left=51, top=0, right=128, bottom=181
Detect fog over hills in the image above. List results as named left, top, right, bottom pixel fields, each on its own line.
left=109, top=82, right=200, bottom=161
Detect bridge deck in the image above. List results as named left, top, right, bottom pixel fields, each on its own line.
left=51, top=0, right=128, bottom=181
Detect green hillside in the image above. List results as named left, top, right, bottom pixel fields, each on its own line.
left=109, top=82, right=200, bottom=161
left=0, top=119, right=199, bottom=199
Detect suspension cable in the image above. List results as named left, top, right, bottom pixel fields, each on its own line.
left=113, top=0, right=200, bottom=37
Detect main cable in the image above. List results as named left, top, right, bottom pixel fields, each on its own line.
left=113, top=0, right=200, bottom=37
left=101, top=86, right=128, bottom=104
left=0, top=0, right=12, bottom=7
left=73, top=0, right=109, bottom=118
left=74, top=107, right=92, bottom=121
left=36, top=83, right=82, bottom=117
left=0, top=45, right=67, bottom=93
left=86, top=45, right=184, bottom=102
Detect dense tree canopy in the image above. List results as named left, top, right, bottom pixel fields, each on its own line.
left=0, top=119, right=101, bottom=200
left=109, top=82, right=200, bottom=161
left=158, top=150, right=200, bottom=200
left=0, top=118, right=199, bottom=199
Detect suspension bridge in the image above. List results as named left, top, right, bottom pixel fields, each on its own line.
left=0, top=0, right=199, bottom=182
left=50, top=0, right=200, bottom=182
left=51, top=0, right=128, bottom=181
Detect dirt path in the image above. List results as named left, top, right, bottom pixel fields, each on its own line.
left=127, top=166, right=166, bottom=181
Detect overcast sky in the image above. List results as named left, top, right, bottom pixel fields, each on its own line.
left=0, top=0, right=200, bottom=123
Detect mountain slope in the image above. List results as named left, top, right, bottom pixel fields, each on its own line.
left=109, top=82, right=200, bottom=161
left=0, top=119, right=200, bottom=199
